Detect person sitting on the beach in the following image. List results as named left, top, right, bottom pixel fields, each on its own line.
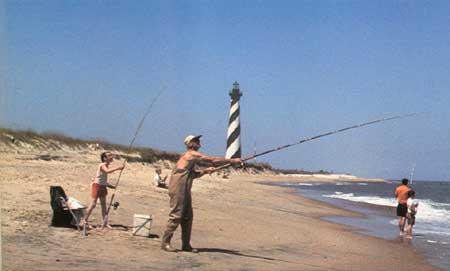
left=394, top=178, right=410, bottom=236
left=406, top=190, right=419, bottom=239
left=83, top=151, right=124, bottom=228
left=154, top=168, right=168, bottom=188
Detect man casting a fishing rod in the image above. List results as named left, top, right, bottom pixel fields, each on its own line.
left=161, top=135, right=243, bottom=252
left=159, top=113, right=411, bottom=252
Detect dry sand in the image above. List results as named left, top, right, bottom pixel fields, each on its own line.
left=0, top=147, right=444, bottom=271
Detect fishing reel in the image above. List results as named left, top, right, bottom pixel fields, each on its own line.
left=113, top=201, right=120, bottom=210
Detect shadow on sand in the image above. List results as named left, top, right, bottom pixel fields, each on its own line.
left=105, top=224, right=160, bottom=238
left=196, top=248, right=292, bottom=263
left=109, top=224, right=130, bottom=230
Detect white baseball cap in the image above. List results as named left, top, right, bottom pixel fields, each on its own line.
left=184, top=135, right=202, bottom=146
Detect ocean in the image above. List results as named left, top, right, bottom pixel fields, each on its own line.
left=267, top=180, right=450, bottom=270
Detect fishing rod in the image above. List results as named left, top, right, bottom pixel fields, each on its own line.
left=102, top=87, right=165, bottom=228
left=212, top=112, right=420, bottom=172
left=410, top=162, right=416, bottom=185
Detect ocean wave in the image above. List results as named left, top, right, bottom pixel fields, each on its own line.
left=278, top=182, right=321, bottom=187
left=277, top=182, right=300, bottom=186
left=323, top=193, right=397, bottom=207
left=324, top=192, right=450, bottom=239
left=414, top=200, right=450, bottom=224
left=335, top=182, right=352, bottom=186
left=416, top=229, right=450, bottom=237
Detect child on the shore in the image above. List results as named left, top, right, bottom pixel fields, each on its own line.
left=83, top=151, right=124, bottom=228
left=406, top=190, right=419, bottom=239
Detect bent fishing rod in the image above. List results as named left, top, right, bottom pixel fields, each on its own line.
left=212, top=112, right=420, bottom=172
left=102, top=87, right=165, bottom=228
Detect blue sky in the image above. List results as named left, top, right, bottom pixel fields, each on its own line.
left=3, top=1, right=450, bottom=181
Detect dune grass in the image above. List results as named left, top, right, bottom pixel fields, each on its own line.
left=1, top=127, right=333, bottom=174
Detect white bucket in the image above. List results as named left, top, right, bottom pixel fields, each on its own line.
left=133, top=214, right=153, bottom=237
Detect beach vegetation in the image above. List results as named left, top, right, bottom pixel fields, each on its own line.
left=0, top=127, right=335, bottom=175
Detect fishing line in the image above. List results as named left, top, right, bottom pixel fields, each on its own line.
left=213, top=112, right=421, bottom=172
left=102, top=87, right=166, bottom=228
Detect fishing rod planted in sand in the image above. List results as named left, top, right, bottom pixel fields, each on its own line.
left=102, top=87, right=166, bottom=229
left=212, top=112, right=421, bottom=172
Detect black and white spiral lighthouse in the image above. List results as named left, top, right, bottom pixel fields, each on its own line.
left=225, top=81, right=243, bottom=159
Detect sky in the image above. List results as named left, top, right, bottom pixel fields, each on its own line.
left=2, top=1, right=450, bottom=181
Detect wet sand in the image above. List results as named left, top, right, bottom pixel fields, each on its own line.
left=0, top=148, right=444, bottom=271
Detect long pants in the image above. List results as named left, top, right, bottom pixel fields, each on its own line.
left=162, top=169, right=194, bottom=247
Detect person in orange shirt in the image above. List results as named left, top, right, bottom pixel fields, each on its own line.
left=394, top=178, right=410, bottom=236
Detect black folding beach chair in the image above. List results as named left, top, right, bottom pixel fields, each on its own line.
left=50, top=186, right=76, bottom=228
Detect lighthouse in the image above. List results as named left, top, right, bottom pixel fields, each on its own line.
left=225, top=81, right=243, bottom=159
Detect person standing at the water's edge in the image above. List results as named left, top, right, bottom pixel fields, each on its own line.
left=406, top=190, right=419, bottom=239
left=394, top=178, right=410, bottom=236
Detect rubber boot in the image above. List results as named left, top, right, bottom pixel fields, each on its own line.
left=161, top=231, right=177, bottom=252
left=181, top=219, right=197, bottom=253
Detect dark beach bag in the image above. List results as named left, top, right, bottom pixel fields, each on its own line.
left=49, top=186, right=73, bottom=228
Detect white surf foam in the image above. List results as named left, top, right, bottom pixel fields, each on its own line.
left=335, top=182, right=352, bottom=186
left=323, top=192, right=450, bottom=240
left=323, top=193, right=397, bottom=207
left=278, top=182, right=300, bottom=186
left=279, top=182, right=322, bottom=187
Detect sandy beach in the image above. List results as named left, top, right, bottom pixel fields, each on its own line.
left=0, top=142, right=444, bottom=271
